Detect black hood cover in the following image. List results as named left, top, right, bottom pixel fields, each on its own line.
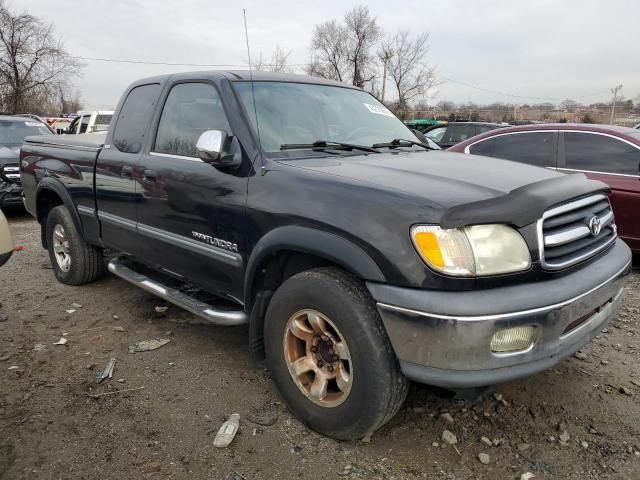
left=440, top=173, right=609, bottom=229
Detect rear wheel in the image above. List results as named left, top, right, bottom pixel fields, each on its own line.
left=264, top=267, right=408, bottom=440
left=45, top=206, right=104, bottom=285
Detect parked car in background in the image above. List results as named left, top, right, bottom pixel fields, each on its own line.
left=448, top=124, right=640, bottom=253
left=63, top=110, right=114, bottom=135
left=403, top=118, right=444, bottom=133
left=0, top=209, right=14, bottom=267
left=422, top=121, right=505, bottom=148
left=0, top=115, right=54, bottom=208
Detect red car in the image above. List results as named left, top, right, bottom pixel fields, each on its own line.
left=448, top=124, right=640, bottom=253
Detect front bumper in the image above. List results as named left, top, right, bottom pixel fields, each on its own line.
left=0, top=180, right=23, bottom=207
left=368, top=240, right=632, bottom=389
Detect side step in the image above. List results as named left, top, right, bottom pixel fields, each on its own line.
left=107, top=257, right=248, bottom=326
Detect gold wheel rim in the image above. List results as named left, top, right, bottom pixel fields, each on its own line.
left=282, top=309, right=353, bottom=408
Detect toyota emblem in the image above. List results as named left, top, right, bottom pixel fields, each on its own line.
left=588, top=215, right=601, bottom=236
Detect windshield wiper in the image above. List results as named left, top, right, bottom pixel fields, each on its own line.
left=372, top=138, right=437, bottom=151
left=280, top=140, right=379, bottom=153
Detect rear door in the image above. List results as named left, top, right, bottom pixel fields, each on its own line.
left=95, top=83, right=161, bottom=253
left=468, top=131, right=558, bottom=168
left=134, top=81, right=248, bottom=300
left=559, top=131, right=640, bottom=251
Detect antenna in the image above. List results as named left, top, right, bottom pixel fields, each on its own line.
left=242, top=9, right=263, bottom=159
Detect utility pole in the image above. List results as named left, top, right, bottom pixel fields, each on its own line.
left=379, top=47, right=393, bottom=104
left=610, top=84, right=622, bottom=125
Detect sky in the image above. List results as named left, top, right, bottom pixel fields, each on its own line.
left=12, top=0, right=640, bottom=109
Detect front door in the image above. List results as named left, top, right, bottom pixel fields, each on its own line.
left=134, top=81, right=249, bottom=301
left=95, top=83, right=161, bottom=253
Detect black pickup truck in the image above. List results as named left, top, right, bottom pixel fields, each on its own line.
left=20, top=71, right=631, bottom=440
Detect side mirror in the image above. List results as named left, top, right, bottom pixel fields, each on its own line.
left=196, top=130, right=242, bottom=168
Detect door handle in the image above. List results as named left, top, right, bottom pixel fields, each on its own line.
left=143, top=169, right=158, bottom=183
left=121, top=166, right=133, bottom=178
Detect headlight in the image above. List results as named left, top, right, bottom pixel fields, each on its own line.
left=411, top=224, right=531, bottom=276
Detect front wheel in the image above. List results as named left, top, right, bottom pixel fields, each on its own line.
left=264, top=267, right=408, bottom=440
left=45, top=206, right=104, bottom=285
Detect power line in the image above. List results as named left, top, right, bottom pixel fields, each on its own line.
left=434, top=74, right=610, bottom=101
left=70, top=55, right=612, bottom=102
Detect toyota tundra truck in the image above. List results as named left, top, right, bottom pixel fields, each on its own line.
left=20, top=71, right=632, bottom=440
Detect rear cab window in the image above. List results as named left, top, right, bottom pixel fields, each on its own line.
left=112, top=84, right=161, bottom=153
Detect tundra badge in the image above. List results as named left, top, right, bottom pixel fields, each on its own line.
left=192, top=231, right=238, bottom=252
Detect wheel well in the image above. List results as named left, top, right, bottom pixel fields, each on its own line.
left=247, top=250, right=353, bottom=359
left=36, top=189, right=63, bottom=248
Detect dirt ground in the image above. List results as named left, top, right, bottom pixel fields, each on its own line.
left=1, top=210, right=639, bottom=480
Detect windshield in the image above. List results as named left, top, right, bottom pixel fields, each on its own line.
left=0, top=120, right=53, bottom=147
left=425, top=127, right=446, bottom=143
left=234, top=81, right=418, bottom=153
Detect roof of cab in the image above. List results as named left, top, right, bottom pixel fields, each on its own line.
left=128, top=70, right=360, bottom=90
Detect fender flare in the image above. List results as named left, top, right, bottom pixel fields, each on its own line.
left=35, top=178, right=84, bottom=246
left=244, top=225, right=385, bottom=306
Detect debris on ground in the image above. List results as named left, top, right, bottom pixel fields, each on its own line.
left=71, top=303, right=82, bottom=308
left=65, top=309, right=76, bottom=314
left=33, top=343, right=47, bottom=352
left=440, top=412, right=454, bottom=424
left=619, top=386, right=633, bottom=396
left=53, top=337, right=67, bottom=346
left=520, top=473, right=536, bottom=480
left=441, top=430, right=457, bottom=445
left=8, top=365, right=19, bottom=370
left=213, top=413, right=240, bottom=448
left=96, top=358, right=116, bottom=383
left=87, top=386, right=144, bottom=399
left=153, top=305, right=169, bottom=318
left=574, top=351, right=588, bottom=361
left=0, top=312, right=8, bottom=322
left=478, top=452, right=490, bottom=465
left=246, top=401, right=279, bottom=426
left=114, top=326, right=126, bottom=332
left=480, top=436, right=493, bottom=447
left=128, top=338, right=171, bottom=353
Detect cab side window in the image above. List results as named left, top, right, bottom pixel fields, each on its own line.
left=154, top=83, right=230, bottom=158
left=564, top=132, right=639, bottom=176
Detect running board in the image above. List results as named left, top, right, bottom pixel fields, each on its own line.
left=107, top=257, right=247, bottom=326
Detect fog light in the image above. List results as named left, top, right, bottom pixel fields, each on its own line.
left=490, top=326, right=536, bottom=353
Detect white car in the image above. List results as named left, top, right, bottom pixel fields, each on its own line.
left=64, top=111, right=114, bottom=135
left=0, top=209, right=14, bottom=267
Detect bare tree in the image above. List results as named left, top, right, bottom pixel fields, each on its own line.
left=307, top=6, right=380, bottom=88
left=559, top=99, right=579, bottom=112
left=306, top=19, right=349, bottom=82
left=0, top=1, right=82, bottom=114
left=383, top=31, right=437, bottom=118
left=250, top=45, right=291, bottom=73
left=343, top=6, right=381, bottom=88
left=268, top=45, right=291, bottom=73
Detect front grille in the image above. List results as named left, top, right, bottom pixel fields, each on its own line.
left=0, top=164, right=20, bottom=183
left=538, top=194, right=616, bottom=270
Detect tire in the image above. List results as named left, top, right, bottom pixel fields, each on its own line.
left=264, top=267, right=408, bottom=440
left=45, top=205, right=104, bottom=285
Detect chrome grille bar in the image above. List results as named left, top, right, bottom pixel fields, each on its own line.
left=538, top=194, right=617, bottom=270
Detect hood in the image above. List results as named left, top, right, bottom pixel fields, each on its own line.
left=279, top=150, right=561, bottom=209
left=0, top=145, right=20, bottom=166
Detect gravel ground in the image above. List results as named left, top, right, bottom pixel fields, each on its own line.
left=1, top=210, right=639, bottom=480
